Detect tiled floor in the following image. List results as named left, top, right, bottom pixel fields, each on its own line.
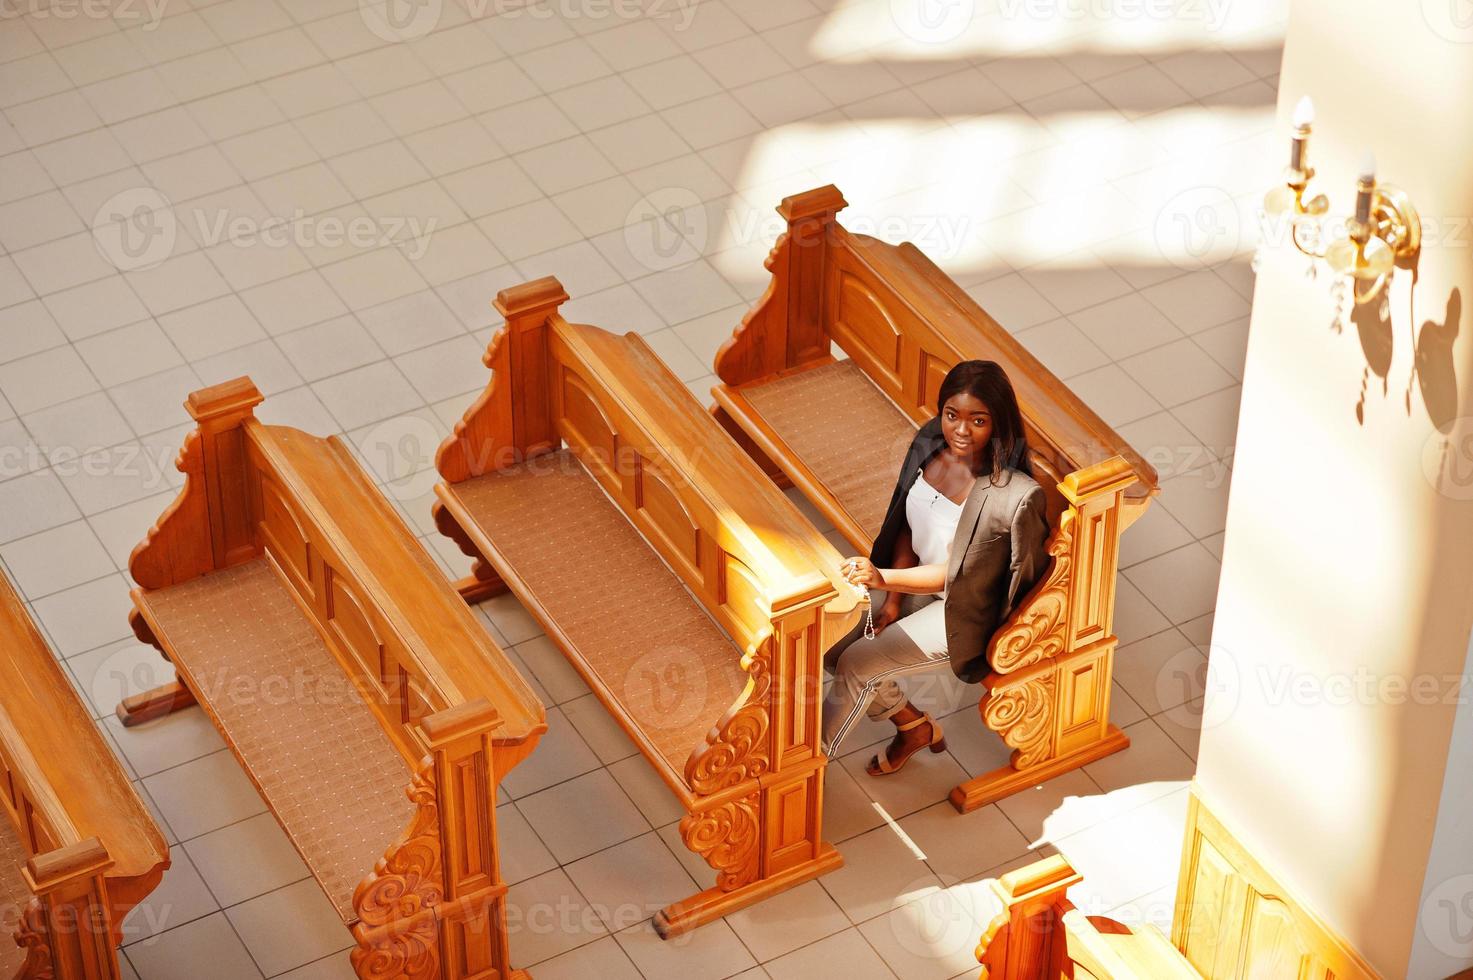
left=0, top=0, right=1282, bottom=976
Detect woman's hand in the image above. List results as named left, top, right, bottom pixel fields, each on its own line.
left=841, top=557, right=886, bottom=590
left=873, top=595, right=903, bottom=635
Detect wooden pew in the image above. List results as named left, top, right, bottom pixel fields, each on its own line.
left=0, top=570, right=168, bottom=979
left=117, top=377, right=546, bottom=980
left=433, top=277, right=863, bottom=937
left=709, top=184, right=1162, bottom=813
left=976, top=854, right=1197, bottom=980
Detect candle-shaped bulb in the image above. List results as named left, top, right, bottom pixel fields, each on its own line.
left=1353, top=151, right=1376, bottom=234
left=1288, top=97, right=1313, bottom=173
left=1292, top=96, right=1314, bottom=129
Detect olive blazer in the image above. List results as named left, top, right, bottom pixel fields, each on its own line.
left=868, top=416, right=1051, bottom=684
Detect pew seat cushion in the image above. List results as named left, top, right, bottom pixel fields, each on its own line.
left=0, top=820, right=29, bottom=976
left=139, top=559, right=413, bottom=924
left=450, top=450, right=747, bottom=785
left=732, top=358, right=916, bottom=541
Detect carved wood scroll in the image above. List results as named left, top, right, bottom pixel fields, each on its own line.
left=351, top=766, right=443, bottom=980
left=684, top=629, right=774, bottom=796
left=679, top=793, right=763, bottom=892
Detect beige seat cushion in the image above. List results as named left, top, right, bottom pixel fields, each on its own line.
left=452, top=450, right=749, bottom=784
left=739, top=359, right=917, bottom=541
left=141, top=559, right=413, bottom=924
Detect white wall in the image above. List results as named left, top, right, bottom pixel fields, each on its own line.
left=1195, top=0, right=1473, bottom=973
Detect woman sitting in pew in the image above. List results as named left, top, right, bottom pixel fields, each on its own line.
left=824, top=360, right=1051, bottom=776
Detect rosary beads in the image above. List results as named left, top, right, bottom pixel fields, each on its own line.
left=846, top=559, right=877, bottom=641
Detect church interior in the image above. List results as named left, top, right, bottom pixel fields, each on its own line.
left=0, top=0, right=1468, bottom=977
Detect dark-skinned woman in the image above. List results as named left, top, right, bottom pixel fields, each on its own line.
left=822, top=360, right=1051, bottom=777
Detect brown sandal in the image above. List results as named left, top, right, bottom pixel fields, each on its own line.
left=867, top=713, right=946, bottom=776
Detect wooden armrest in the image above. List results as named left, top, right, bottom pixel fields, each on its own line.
left=0, top=573, right=167, bottom=899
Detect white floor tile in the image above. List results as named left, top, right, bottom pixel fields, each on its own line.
left=120, top=845, right=220, bottom=943
left=499, top=704, right=602, bottom=799
left=764, top=929, right=895, bottom=980
left=614, top=919, right=756, bottom=980
left=857, top=883, right=997, bottom=980
left=184, top=811, right=311, bottom=907
left=143, top=748, right=269, bottom=840
left=506, top=867, right=608, bottom=965
left=125, top=912, right=261, bottom=980
left=529, top=935, right=643, bottom=980
left=1122, top=541, right=1222, bottom=625
left=515, top=769, right=649, bottom=863
left=0, top=519, right=115, bottom=598
left=565, top=832, right=698, bottom=932
left=822, top=823, right=942, bottom=924
left=225, top=878, right=352, bottom=977
left=725, top=879, right=849, bottom=962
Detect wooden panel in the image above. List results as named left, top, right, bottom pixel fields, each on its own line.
left=1174, top=790, right=1379, bottom=980
left=325, top=569, right=387, bottom=692
left=918, top=347, right=950, bottom=416
left=637, top=457, right=702, bottom=582
left=258, top=478, right=313, bottom=599
left=833, top=233, right=1159, bottom=496
left=1059, top=657, right=1103, bottom=734
left=1180, top=834, right=1237, bottom=977
left=246, top=423, right=544, bottom=753
left=719, top=551, right=767, bottom=643
left=764, top=776, right=816, bottom=874
left=453, top=755, right=492, bottom=882
left=559, top=367, right=620, bottom=490
left=1069, top=506, right=1116, bottom=648
left=774, top=625, right=814, bottom=761
left=1244, top=893, right=1311, bottom=980
left=830, top=268, right=904, bottom=392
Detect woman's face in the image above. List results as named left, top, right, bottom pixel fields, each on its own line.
left=940, top=392, right=993, bottom=461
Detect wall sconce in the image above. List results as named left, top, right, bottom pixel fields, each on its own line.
left=1262, top=97, right=1421, bottom=306
left=1262, top=96, right=1328, bottom=233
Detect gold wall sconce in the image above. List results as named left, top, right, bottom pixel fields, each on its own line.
left=1262, top=97, right=1421, bottom=306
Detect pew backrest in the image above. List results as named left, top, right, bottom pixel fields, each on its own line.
left=716, top=185, right=1160, bottom=523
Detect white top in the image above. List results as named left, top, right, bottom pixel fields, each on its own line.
left=905, top=469, right=964, bottom=598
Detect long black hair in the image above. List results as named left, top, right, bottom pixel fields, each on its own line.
left=936, top=360, right=1034, bottom=484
